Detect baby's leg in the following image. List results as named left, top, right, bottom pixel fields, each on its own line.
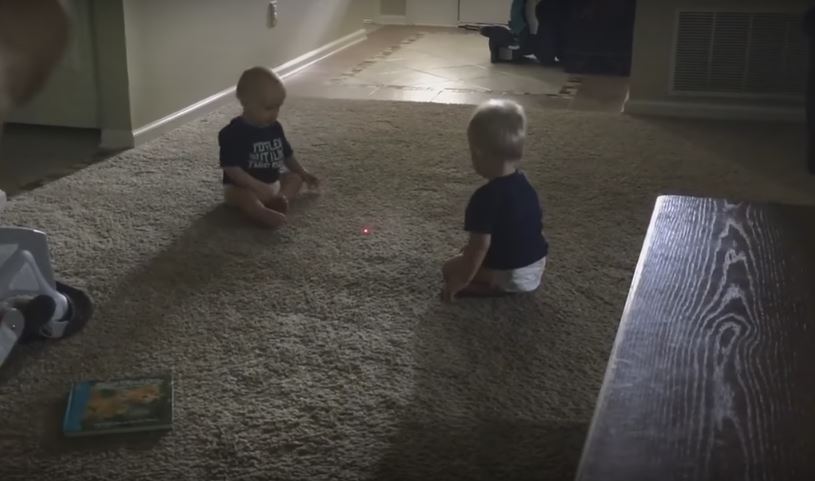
left=442, top=255, right=506, bottom=298
left=224, top=186, right=286, bottom=228
left=251, top=181, right=289, bottom=213
left=457, top=268, right=509, bottom=298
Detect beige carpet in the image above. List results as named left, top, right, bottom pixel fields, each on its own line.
left=0, top=98, right=813, bottom=481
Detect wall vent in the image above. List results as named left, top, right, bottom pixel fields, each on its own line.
left=673, top=10, right=807, bottom=98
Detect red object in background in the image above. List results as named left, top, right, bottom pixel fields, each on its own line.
left=361, top=227, right=371, bottom=235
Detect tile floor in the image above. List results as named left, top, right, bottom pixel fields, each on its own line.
left=286, top=26, right=628, bottom=112
left=0, top=25, right=629, bottom=198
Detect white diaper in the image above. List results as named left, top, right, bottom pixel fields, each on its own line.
left=491, top=257, right=547, bottom=293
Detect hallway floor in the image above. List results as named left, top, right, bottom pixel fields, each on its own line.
left=0, top=26, right=629, bottom=198
left=286, top=26, right=629, bottom=112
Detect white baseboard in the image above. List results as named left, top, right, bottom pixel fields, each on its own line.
left=113, top=28, right=368, bottom=149
left=130, top=85, right=236, bottom=147
left=274, top=28, right=367, bottom=79
left=413, top=22, right=459, bottom=27
left=624, top=98, right=805, bottom=123
left=376, top=14, right=457, bottom=27
left=376, top=15, right=408, bottom=25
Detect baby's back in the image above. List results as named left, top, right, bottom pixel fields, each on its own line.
left=467, top=171, right=549, bottom=270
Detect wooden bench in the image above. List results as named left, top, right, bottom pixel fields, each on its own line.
left=576, top=195, right=815, bottom=481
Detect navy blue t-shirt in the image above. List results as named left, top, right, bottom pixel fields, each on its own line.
left=464, top=171, right=549, bottom=270
left=218, top=117, right=293, bottom=184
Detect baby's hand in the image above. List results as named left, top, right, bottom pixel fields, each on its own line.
left=301, top=172, right=320, bottom=189
left=442, top=277, right=467, bottom=303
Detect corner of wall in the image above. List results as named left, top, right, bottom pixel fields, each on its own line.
left=90, top=0, right=134, bottom=150
left=100, top=129, right=135, bottom=150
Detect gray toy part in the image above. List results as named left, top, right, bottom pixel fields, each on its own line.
left=0, top=227, right=57, bottom=287
left=0, top=309, right=24, bottom=366
left=0, top=227, right=71, bottom=359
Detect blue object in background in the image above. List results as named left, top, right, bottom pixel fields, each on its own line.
left=509, top=0, right=528, bottom=35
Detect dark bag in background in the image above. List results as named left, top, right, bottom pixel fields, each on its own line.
left=480, top=25, right=523, bottom=63
left=562, top=0, right=637, bottom=76
left=533, top=0, right=571, bottom=65
left=480, top=0, right=569, bottom=65
left=803, top=6, right=815, bottom=174
left=479, top=0, right=637, bottom=75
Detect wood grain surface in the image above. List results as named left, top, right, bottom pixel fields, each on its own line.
left=576, top=195, right=815, bottom=481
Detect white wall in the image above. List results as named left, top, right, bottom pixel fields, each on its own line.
left=92, top=0, right=133, bottom=136
left=458, top=0, right=512, bottom=24
left=6, top=0, right=377, bottom=145
left=405, top=0, right=459, bottom=26
left=380, top=0, right=406, bottom=16
left=378, top=0, right=514, bottom=28
left=122, top=0, right=376, bottom=129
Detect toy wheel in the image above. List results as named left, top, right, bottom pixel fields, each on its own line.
left=55, top=281, right=93, bottom=339
left=20, top=295, right=56, bottom=343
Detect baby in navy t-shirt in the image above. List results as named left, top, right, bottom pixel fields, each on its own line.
left=442, top=99, right=549, bottom=301
left=218, top=67, right=319, bottom=228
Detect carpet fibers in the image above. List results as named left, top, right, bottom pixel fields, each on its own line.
left=0, top=98, right=813, bottom=481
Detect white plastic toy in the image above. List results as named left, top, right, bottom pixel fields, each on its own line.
left=0, top=227, right=92, bottom=367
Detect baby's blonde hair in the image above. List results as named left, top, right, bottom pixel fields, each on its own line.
left=467, top=99, right=527, bottom=161
left=236, top=66, right=284, bottom=104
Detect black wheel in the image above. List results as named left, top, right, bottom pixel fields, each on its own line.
left=20, top=295, right=56, bottom=343
left=55, top=281, right=93, bottom=339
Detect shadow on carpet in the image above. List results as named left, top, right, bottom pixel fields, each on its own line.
left=375, top=298, right=589, bottom=480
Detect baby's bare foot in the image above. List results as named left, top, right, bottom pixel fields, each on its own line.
left=266, top=195, right=289, bottom=214
left=261, top=209, right=287, bottom=228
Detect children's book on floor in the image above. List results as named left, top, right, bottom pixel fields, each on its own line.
left=62, top=373, right=174, bottom=437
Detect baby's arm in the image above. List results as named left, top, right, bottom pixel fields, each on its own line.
left=223, top=167, right=276, bottom=197
left=457, top=233, right=491, bottom=282
left=284, top=155, right=319, bottom=187
left=443, top=233, right=491, bottom=301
